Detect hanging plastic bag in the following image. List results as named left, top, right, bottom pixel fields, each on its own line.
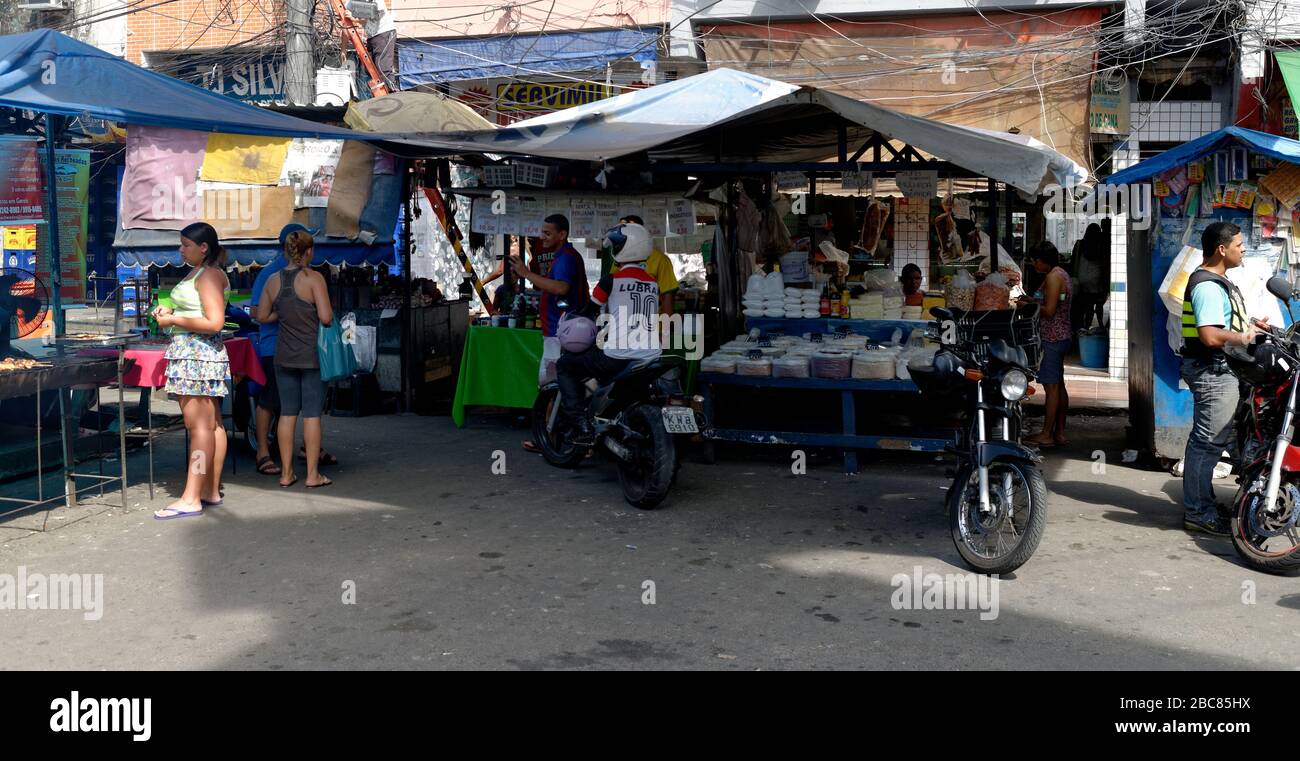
left=974, top=272, right=1011, bottom=311
left=861, top=267, right=899, bottom=292
left=946, top=269, right=976, bottom=311
left=317, top=320, right=358, bottom=382
left=1159, top=243, right=1204, bottom=315
left=352, top=326, right=377, bottom=373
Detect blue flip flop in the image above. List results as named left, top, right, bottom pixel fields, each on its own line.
left=201, top=498, right=224, bottom=508
left=154, top=507, right=203, bottom=520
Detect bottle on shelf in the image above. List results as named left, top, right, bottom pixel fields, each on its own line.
left=510, top=291, right=526, bottom=329
left=820, top=283, right=832, bottom=317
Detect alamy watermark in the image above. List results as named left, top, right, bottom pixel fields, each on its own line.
left=150, top=179, right=263, bottom=232
left=595, top=306, right=704, bottom=360
left=50, top=692, right=151, bottom=742
left=891, top=566, right=1000, bottom=621
left=1043, top=182, right=1153, bottom=231
left=0, top=566, right=103, bottom=621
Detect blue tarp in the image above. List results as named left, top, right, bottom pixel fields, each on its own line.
left=1105, top=127, right=1300, bottom=186
left=0, top=29, right=382, bottom=139
left=397, top=28, right=657, bottom=86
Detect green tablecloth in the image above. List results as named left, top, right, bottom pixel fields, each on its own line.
left=452, top=326, right=544, bottom=427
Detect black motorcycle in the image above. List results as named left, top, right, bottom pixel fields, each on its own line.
left=909, top=307, right=1048, bottom=574
left=532, top=354, right=706, bottom=509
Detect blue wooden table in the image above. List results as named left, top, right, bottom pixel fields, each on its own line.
left=697, top=372, right=955, bottom=474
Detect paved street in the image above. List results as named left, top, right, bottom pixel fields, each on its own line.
left=1, top=411, right=1296, bottom=670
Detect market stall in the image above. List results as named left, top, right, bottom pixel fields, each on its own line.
left=1105, top=127, right=1300, bottom=464
left=390, top=67, right=1084, bottom=459
left=0, top=29, right=420, bottom=512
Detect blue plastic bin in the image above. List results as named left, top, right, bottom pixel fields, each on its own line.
left=1079, top=332, right=1108, bottom=369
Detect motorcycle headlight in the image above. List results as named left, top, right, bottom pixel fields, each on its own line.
left=1000, top=369, right=1029, bottom=401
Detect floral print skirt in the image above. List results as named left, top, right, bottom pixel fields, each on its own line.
left=163, top=333, right=231, bottom=398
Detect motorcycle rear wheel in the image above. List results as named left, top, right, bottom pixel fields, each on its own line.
left=1230, top=465, right=1300, bottom=574
left=947, top=459, right=1047, bottom=575
left=617, top=403, right=676, bottom=509
left=531, top=387, right=587, bottom=468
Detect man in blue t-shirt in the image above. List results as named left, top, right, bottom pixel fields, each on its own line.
left=510, top=214, right=589, bottom=455
left=509, top=214, right=588, bottom=337
left=1179, top=220, right=1258, bottom=536
left=251, top=223, right=338, bottom=474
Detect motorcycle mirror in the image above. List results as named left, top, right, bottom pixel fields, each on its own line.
left=930, top=307, right=953, bottom=322
left=1267, top=276, right=1294, bottom=304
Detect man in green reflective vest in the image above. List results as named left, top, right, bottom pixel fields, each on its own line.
left=1180, top=221, right=1258, bottom=536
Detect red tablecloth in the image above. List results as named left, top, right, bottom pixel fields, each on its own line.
left=83, top=336, right=265, bottom=388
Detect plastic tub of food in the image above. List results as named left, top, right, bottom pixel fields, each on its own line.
left=772, top=356, right=810, bottom=378
left=701, top=357, right=737, bottom=374
left=735, top=357, right=773, bottom=376
left=852, top=349, right=897, bottom=380
left=811, top=350, right=853, bottom=379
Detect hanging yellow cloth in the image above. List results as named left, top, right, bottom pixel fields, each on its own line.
left=200, top=133, right=292, bottom=185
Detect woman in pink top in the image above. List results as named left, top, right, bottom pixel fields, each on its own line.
left=1021, top=241, right=1073, bottom=448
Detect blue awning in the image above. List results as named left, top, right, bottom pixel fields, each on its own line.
left=0, top=29, right=387, bottom=140
left=1105, top=127, right=1300, bottom=186
left=397, top=28, right=658, bottom=86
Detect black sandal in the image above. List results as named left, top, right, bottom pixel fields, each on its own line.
left=256, top=456, right=282, bottom=476
left=299, top=448, right=339, bottom=466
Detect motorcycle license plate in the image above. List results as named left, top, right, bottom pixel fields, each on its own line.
left=662, top=407, right=699, bottom=434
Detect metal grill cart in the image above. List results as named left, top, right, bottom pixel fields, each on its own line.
left=0, top=333, right=136, bottom=519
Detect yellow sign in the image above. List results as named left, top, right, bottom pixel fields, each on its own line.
left=496, top=81, right=611, bottom=113
left=3, top=225, right=36, bottom=250
left=1089, top=75, right=1130, bottom=135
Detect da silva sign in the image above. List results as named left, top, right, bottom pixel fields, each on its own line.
left=186, top=58, right=286, bottom=103
left=497, top=81, right=611, bottom=113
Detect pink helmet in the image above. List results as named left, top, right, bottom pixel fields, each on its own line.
left=557, top=313, right=597, bottom=353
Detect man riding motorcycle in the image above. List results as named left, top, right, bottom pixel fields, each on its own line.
left=556, top=222, right=661, bottom=446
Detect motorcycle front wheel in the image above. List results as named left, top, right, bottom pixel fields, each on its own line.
left=1231, top=465, right=1300, bottom=574
left=531, top=387, right=587, bottom=468
left=617, top=403, right=676, bottom=509
left=947, top=459, right=1047, bottom=575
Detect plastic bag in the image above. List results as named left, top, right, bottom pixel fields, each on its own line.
left=352, top=326, right=377, bottom=373
left=538, top=336, right=561, bottom=386
left=317, top=320, right=358, bottom=382
left=861, top=268, right=899, bottom=292
left=946, top=269, right=976, bottom=310
left=1158, top=244, right=1203, bottom=315
left=974, top=272, right=1010, bottom=311
left=764, top=270, right=786, bottom=299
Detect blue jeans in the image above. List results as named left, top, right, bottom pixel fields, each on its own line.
left=1181, top=357, right=1240, bottom=523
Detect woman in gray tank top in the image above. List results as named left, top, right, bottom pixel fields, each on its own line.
left=255, top=230, right=335, bottom=488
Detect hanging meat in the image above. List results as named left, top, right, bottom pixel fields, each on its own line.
left=859, top=199, right=890, bottom=255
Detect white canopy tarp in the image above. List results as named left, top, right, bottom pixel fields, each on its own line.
left=391, top=68, right=1086, bottom=195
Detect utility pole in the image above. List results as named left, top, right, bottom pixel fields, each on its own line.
left=286, top=0, right=315, bottom=105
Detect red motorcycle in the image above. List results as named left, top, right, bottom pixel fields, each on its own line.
left=1225, top=276, right=1300, bottom=573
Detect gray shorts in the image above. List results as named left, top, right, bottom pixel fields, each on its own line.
left=275, top=365, right=324, bottom=418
